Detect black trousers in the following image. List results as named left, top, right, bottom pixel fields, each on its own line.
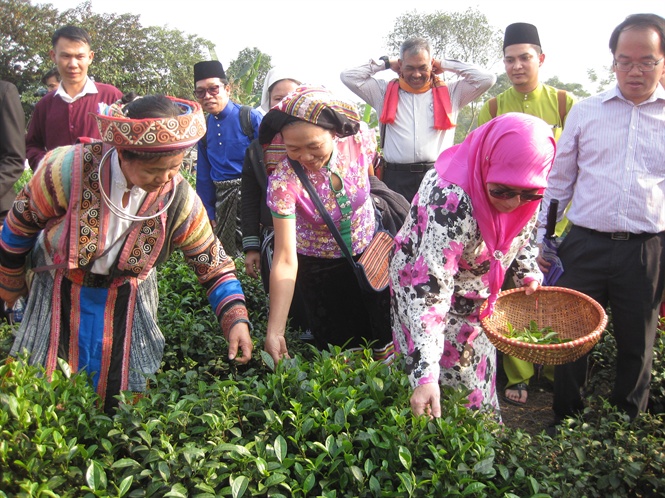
left=297, top=254, right=391, bottom=351
left=553, top=226, right=665, bottom=420
left=383, top=165, right=432, bottom=203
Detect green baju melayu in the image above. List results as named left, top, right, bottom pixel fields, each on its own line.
left=478, top=84, right=574, bottom=141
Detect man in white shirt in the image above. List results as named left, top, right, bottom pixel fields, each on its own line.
left=537, top=13, right=665, bottom=424
left=340, top=37, right=495, bottom=202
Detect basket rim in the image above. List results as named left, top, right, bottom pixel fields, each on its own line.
left=479, top=286, right=608, bottom=350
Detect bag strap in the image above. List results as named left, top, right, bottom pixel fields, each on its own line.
left=489, top=97, right=498, bottom=119
left=248, top=139, right=267, bottom=192
left=288, top=158, right=357, bottom=269
left=239, top=105, right=255, bottom=139
left=200, top=105, right=254, bottom=151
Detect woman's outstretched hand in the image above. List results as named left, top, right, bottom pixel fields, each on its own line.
left=410, top=383, right=442, bottom=418
left=264, top=332, right=290, bottom=365
left=524, top=279, right=540, bottom=295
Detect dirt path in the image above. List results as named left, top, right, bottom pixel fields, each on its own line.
left=497, top=357, right=557, bottom=435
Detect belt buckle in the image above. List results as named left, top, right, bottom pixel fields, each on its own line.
left=611, top=232, right=629, bottom=241
left=410, top=163, right=425, bottom=173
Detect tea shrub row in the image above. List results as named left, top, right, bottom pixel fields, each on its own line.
left=0, top=251, right=663, bottom=497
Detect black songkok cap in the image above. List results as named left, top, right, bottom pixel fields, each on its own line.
left=503, top=23, right=541, bottom=50
left=194, top=61, right=226, bottom=85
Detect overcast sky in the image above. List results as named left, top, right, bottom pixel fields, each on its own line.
left=46, top=0, right=664, bottom=100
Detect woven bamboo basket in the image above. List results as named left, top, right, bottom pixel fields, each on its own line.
left=479, top=287, right=607, bottom=365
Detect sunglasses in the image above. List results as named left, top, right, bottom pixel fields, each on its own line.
left=193, top=85, right=222, bottom=99
left=489, top=188, right=543, bottom=202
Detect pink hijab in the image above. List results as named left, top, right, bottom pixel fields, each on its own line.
left=434, top=113, right=556, bottom=317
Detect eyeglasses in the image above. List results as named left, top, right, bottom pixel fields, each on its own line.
left=613, top=58, right=663, bottom=72
left=489, top=188, right=543, bottom=202
left=193, top=85, right=222, bottom=99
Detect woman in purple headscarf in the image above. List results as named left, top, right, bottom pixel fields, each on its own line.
left=390, top=113, right=556, bottom=418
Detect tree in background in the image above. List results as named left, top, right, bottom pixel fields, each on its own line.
left=543, top=75, right=591, bottom=99
left=1, top=0, right=216, bottom=121
left=386, top=8, right=503, bottom=70
left=0, top=0, right=60, bottom=97
left=226, top=47, right=272, bottom=107
left=587, top=66, right=617, bottom=93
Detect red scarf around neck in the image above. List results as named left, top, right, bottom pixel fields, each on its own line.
left=380, top=77, right=455, bottom=130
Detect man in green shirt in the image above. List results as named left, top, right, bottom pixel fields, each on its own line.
left=478, top=22, right=574, bottom=406
left=478, top=22, right=574, bottom=140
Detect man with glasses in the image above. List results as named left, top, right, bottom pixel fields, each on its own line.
left=537, top=13, right=665, bottom=427
left=193, top=60, right=262, bottom=257
left=478, top=22, right=575, bottom=407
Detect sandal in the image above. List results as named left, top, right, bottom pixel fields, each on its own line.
left=503, top=382, right=528, bottom=406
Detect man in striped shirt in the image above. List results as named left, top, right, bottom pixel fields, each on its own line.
left=537, top=13, right=665, bottom=424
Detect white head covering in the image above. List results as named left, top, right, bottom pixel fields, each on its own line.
left=260, top=68, right=300, bottom=113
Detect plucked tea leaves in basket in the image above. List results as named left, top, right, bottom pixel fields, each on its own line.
left=480, top=287, right=607, bottom=365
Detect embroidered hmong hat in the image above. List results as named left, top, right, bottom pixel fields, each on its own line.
left=258, top=85, right=360, bottom=145
left=94, top=96, right=206, bottom=153
left=503, top=22, right=541, bottom=50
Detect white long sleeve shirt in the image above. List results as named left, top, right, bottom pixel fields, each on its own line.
left=340, top=58, right=495, bottom=163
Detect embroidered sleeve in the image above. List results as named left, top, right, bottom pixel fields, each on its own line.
left=171, top=184, right=249, bottom=339
left=0, top=146, right=73, bottom=269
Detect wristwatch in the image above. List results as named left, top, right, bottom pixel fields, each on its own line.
left=379, top=56, right=390, bottom=70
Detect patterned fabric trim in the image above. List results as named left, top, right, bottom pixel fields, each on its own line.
left=68, top=283, right=82, bottom=373
left=95, top=97, right=206, bottom=153
left=220, top=303, right=249, bottom=339
left=68, top=143, right=174, bottom=279
left=45, top=272, right=64, bottom=381
left=0, top=264, right=26, bottom=293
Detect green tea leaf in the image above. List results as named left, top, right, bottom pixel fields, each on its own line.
left=274, top=435, right=287, bottom=463
left=85, top=460, right=107, bottom=491
left=398, top=446, right=412, bottom=471
left=231, top=475, right=249, bottom=498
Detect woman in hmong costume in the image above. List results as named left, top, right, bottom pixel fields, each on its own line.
left=0, top=95, right=253, bottom=411
left=389, top=113, right=555, bottom=419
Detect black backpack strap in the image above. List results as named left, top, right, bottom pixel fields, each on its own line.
left=248, top=139, right=267, bottom=192
left=239, top=105, right=255, bottom=139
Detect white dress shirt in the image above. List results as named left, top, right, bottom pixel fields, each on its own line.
left=340, top=58, right=495, bottom=163
left=537, top=84, right=665, bottom=241
left=55, top=77, right=99, bottom=104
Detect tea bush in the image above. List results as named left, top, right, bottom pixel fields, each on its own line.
left=1, top=252, right=664, bottom=497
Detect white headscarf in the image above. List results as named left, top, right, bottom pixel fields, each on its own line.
left=260, top=68, right=300, bottom=113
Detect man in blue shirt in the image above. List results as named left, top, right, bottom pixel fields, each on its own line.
left=194, top=60, right=262, bottom=257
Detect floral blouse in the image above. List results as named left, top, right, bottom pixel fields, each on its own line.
left=267, top=123, right=377, bottom=259
left=389, top=172, right=542, bottom=387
